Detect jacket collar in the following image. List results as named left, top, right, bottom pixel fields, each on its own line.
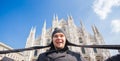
left=46, top=45, right=69, bottom=56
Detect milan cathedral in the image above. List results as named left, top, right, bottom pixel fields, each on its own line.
left=25, top=15, right=110, bottom=61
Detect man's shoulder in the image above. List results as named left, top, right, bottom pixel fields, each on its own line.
left=38, top=52, right=47, bottom=58
left=67, top=50, right=81, bottom=57
left=36, top=52, right=47, bottom=61
left=67, top=50, right=80, bottom=55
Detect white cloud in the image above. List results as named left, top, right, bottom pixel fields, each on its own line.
left=111, top=20, right=120, bottom=33
left=93, top=0, right=120, bottom=20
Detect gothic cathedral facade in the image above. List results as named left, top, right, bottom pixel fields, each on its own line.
left=24, top=15, right=110, bottom=61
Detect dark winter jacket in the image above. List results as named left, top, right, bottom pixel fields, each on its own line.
left=36, top=46, right=86, bottom=61
left=105, top=54, right=120, bottom=61
left=37, top=28, right=86, bottom=61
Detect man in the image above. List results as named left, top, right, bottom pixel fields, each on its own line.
left=105, top=50, right=120, bottom=61
left=37, top=28, right=86, bottom=61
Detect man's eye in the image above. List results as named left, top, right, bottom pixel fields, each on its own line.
left=60, top=35, right=64, bottom=37
left=54, top=35, right=58, bottom=37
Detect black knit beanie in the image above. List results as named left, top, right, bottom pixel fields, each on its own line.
left=52, top=28, right=66, bottom=38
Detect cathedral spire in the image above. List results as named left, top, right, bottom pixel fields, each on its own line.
left=67, top=15, right=76, bottom=27
left=52, top=14, right=59, bottom=31
left=80, top=20, right=86, bottom=34
left=92, top=24, right=100, bottom=35
left=41, top=20, right=46, bottom=37
left=53, top=14, right=58, bottom=22
left=55, top=14, right=58, bottom=21
left=80, top=20, right=84, bottom=27
left=40, top=20, right=47, bottom=53
left=53, top=14, right=58, bottom=21
left=53, top=14, right=55, bottom=20
left=43, top=20, right=46, bottom=31
left=69, top=14, right=73, bottom=20
left=92, top=25, right=105, bottom=44
left=41, top=20, right=46, bottom=44
left=26, top=26, right=36, bottom=47
left=67, top=15, right=73, bottom=22
left=25, top=27, right=36, bottom=61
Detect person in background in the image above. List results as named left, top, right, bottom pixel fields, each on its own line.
left=37, top=28, right=86, bottom=61
left=105, top=49, right=120, bottom=61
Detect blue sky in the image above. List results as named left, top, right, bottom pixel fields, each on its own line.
left=0, top=0, right=120, bottom=55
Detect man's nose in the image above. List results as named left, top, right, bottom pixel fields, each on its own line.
left=57, top=36, right=61, bottom=39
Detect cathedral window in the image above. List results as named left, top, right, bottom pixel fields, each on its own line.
left=93, top=48, right=97, bottom=53
left=84, top=57, right=90, bottom=61
left=81, top=47, right=85, bottom=54
left=96, top=56, right=102, bottom=61
left=79, top=37, right=83, bottom=43
left=34, top=50, right=37, bottom=56
left=47, top=39, right=51, bottom=45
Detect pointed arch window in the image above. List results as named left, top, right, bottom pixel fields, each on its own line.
left=47, top=39, right=51, bottom=45
left=34, top=50, right=37, bottom=56
left=81, top=47, right=85, bottom=54
left=84, top=57, right=90, bottom=61
left=93, top=48, right=97, bottom=53
left=96, top=56, right=102, bottom=61
left=79, top=37, right=83, bottom=43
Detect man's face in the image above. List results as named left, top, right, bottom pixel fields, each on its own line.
left=53, top=32, right=66, bottom=49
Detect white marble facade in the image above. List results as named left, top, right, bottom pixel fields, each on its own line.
left=25, top=15, right=110, bottom=61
